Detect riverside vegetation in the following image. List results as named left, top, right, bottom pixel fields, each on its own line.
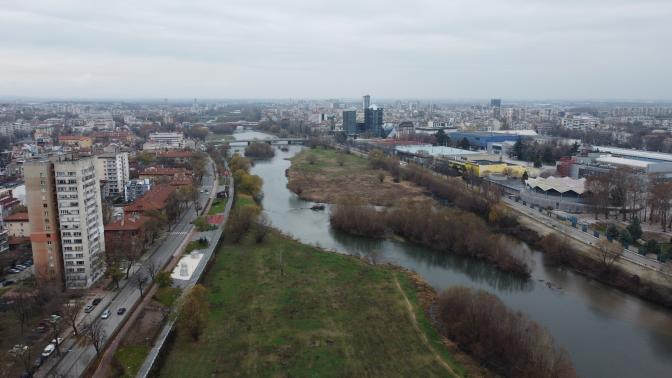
left=158, top=175, right=474, bottom=376
left=288, top=147, right=579, bottom=376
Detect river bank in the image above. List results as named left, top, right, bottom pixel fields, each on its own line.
left=236, top=131, right=672, bottom=377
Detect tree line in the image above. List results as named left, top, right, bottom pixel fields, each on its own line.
left=331, top=199, right=532, bottom=277
left=586, top=167, right=672, bottom=232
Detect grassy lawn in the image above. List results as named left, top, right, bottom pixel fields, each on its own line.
left=208, top=198, right=228, bottom=215
left=157, top=232, right=463, bottom=377
left=114, top=345, right=151, bottom=378
left=192, top=216, right=217, bottom=232
left=292, top=147, right=368, bottom=175
left=185, top=239, right=209, bottom=253
left=153, top=287, right=182, bottom=308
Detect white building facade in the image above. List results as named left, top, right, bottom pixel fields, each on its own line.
left=54, top=157, right=106, bottom=289
left=95, top=152, right=130, bottom=199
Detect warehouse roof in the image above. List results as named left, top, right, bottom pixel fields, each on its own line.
left=525, top=176, right=586, bottom=195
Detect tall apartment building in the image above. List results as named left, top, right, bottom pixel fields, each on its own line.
left=25, top=155, right=106, bottom=289
left=342, top=110, right=357, bottom=134
left=364, top=105, right=384, bottom=137
left=95, top=152, right=130, bottom=199
left=363, top=94, right=371, bottom=110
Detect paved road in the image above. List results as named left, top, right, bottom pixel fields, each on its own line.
left=36, top=160, right=216, bottom=378
left=503, top=197, right=663, bottom=271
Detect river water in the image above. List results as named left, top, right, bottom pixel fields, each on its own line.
left=233, top=130, right=672, bottom=377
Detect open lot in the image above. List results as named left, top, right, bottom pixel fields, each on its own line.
left=288, top=148, right=431, bottom=206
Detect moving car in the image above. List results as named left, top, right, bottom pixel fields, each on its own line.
left=101, top=309, right=111, bottom=319
left=117, top=307, right=127, bottom=315
left=41, top=344, right=55, bottom=358
left=92, top=297, right=102, bottom=306
left=84, top=305, right=94, bottom=313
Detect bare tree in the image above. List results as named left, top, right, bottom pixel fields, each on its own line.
left=133, top=272, right=149, bottom=297
left=123, top=236, right=144, bottom=279
left=596, top=239, right=623, bottom=273
left=62, top=300, right=84, bottom=336
left=143, top=260, right=161, bottom=281
left=12, top=344, right=33, bottom=375
left=84, top=318, right=107, bottom=356
left=8, top=290, right=34, bottom=335
left=49, top=316, right=62, bottom=357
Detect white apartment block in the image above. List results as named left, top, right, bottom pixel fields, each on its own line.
left=144, top=132, right=185, bottom=150
left=561, top=115, right=599, bottom=130
left=54, top=157, right=106, bottom=289
left=95, top=152, right=130, bottom=199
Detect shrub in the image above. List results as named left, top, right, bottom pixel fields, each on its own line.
left=437, top=286, right=576, bottom=378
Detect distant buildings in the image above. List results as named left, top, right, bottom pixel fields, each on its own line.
left=58, top=135, right=93, bottom=150
left=143, top=132, right=186, bottom=150
left=363, top=94, right=371, bottom=110
left=342, top=110, right=357, bottom=134
left=25, top=155, right=106, bottom=289
left=124, top=179, right=152, bottom=203
left=567, top=146, right=672, bottom=178
left=95, top=151, right=130, bottom=199
left=365, top=105, right=384, bottom=137
left=561, top=114, right=599, bottom=130
left=491, top=98, right=502, bottom=119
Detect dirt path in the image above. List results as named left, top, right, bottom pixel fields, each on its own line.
left=393, top=275, right=460, bottom=378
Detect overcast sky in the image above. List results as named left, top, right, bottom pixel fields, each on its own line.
left=1, top=0, right=671, bottom=100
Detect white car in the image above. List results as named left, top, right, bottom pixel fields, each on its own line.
left=101, top=309, right=111, bottom=319
left=41, top=344, right=55, bottom=358
left=51, top=337, right=63, bottom=345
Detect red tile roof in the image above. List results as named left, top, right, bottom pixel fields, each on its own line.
left=156, top=150, right=195, bottom=158
left=3, top=212, right=28, bottom=222
left=123, top=185, right=176, bottom=213
left=58, top=135, right=91, bottom=141
left=139, top=166, right=190, bottom=177
left=105, top=214, right=150, bottom=231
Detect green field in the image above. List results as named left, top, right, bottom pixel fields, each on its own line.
left=208, top=198, right=228, bottom=215
left=114, top=345, right=151, bottom=378
left=291, top=148, right=368, bottom=175
left=157, top=232, right=464, bottom=377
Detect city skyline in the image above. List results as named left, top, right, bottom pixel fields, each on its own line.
left=1, top=0, right=672, bottom=100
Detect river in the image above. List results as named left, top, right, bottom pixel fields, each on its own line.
left=232, top=130, right=672, bottom=377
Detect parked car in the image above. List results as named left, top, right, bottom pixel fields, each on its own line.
left=41, top=344, right=55, bottom=358
left=9, top=268, right=20, bottom=274
left=92, top=297, right=102, bottom=306
left=51, top=337, right=63, bottom=345
left=84, top=305, right=94, bottom=313
left=101, top=309, right=111, bottom=319
left=117, top=308, right=126, bottom=315
left=2, top=280, right=15, bottom=287
left=15, top=264, right=27, bottom=270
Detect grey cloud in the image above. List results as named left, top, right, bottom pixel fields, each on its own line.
left=0, top=0, right=671, bottom=99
